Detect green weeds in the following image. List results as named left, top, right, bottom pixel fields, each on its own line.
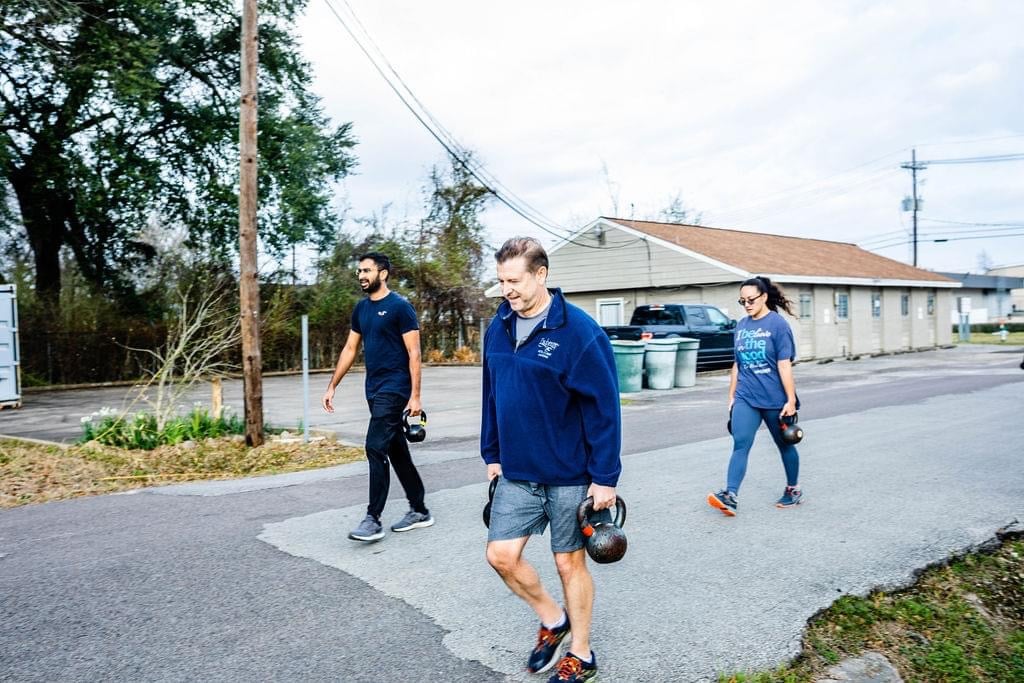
left=720, top=539, right=1024, bottom=682
left=80, top=406, right=244, bottom=449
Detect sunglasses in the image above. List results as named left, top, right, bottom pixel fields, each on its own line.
left=737, top=294, right=765, bottom=306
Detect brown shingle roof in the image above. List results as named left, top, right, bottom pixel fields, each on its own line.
left=607, top=218, right=956, bottom=283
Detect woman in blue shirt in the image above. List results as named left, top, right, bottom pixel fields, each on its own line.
left=707, top=276, right=802, bottom=516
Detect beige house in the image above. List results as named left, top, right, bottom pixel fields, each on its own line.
left=544, top=217, right=960, bottom=362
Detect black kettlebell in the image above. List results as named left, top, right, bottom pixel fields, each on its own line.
left=780, top=412, right=803, bottom=444
left=576, top=496, right=628, bottom=564
left=402, top=409, right=427, bottom=443
left=482, top=476, right=498, bottom=528
left=727, top=407, right=733, bottom=435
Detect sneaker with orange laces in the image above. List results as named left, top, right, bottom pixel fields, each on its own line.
left=526, top=612, right=571, bottom=674
left=547, top=651, right=597, bottom=682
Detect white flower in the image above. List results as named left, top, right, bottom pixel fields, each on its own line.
left=80, top=415, right=93, bottom=424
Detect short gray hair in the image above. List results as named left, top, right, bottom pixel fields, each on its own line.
left=494, top=237, right=548, bottom=273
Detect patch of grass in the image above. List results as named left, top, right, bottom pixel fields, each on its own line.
left=0, top=436, right=365, bottom=508
left=955, top=331, right=1024, bottom=346
left=719, top=538, right=1024, bottom=682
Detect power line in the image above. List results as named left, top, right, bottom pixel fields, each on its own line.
left=717, top=169, right=901, bottom=227
left=706, top=148, right=907, bottom=219
left=917, top=153, right=1024, bottom=165
left=863, top=231, right=1024, bottom=251
left=921, top=218, right=1024, bottom=228
left=321, top=0, right=647, bottom=251
left=899, top=146, right=1024, bottom=265
left=859, top=222, right=1024, bottom=247
left=320, top=0, right=562, bottom=236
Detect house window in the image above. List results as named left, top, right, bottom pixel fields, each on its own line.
left=836, top=293, right=849, bottom=320
left=799, top=294, right=812, bottom=319
left=596, top=298, right=625, bottom=326
left=871, top=293, right=882, bottom=318
left=927, top=293, right=935, bottom=316
left=900, top=294, right=910, bottom=317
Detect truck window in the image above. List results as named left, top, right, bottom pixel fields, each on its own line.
left=631, top=308, right=682, bottom=325
left=705, top=307, right=729, bottom=326
left=683, top=306, right=709, bottom=325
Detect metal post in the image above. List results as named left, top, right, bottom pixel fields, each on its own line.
left=302, top=314, right=309, bottom=443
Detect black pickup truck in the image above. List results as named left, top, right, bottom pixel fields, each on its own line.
left=602, top=303, right=736, bottom=368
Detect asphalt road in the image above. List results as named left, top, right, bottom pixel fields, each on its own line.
left=1, top=344, right=1023, bottom=682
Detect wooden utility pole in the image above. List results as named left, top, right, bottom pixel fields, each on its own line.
left=239, top=0, right=264, bottom=446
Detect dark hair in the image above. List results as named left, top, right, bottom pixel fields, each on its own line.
left=741, top=276, right=795, bottom=316
left=358, top=252, right=391, bottom=281
left=494, top=237, right=548, bottom=273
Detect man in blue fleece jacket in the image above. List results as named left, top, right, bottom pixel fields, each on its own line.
left=482, top=237, right=622, bottom=683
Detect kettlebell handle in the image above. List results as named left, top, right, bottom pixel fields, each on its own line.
left=780, top=411, right=798, bottom=425
left=402, top=408, right=428, bottom=426
left=482, top=476, right=499, bottom=529
left=576, top=495, right=627, bottom=534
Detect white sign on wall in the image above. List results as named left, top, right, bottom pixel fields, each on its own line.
left=823, top=308, right=831, bottom=324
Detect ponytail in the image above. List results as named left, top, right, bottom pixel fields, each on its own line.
left=741, top=276, right=795, bottom=316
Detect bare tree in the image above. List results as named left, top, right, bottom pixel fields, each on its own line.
left=129, top=281, right=241, bottom=432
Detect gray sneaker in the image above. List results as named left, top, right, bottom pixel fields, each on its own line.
left=390, top=509, right=435, bottom=532
left=349, top=514, right=384, bottom=542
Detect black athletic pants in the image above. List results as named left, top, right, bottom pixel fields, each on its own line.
left=365, top=392, right=427, bottom=520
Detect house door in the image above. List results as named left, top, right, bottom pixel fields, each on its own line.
left=596, top=298, right=625, bottom=326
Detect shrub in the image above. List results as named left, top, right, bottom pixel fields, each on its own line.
left=80, top=406, right=244, bottom=450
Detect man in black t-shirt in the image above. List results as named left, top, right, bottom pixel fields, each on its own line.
left=321, top=252, right=433, bottom=542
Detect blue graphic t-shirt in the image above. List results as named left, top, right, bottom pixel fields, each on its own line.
left=351, top=292, right=419, bottom=400
left=734, top=310, right=797, bottom=409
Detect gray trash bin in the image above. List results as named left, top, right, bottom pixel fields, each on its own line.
left=644, top=338, right=681, bottom=390
left=673, top=337, right=700, bottom=387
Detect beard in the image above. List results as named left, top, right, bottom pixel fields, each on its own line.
left=361, top=276, right=383, bottom=294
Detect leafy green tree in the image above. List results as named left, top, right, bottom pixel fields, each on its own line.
left=0, top=0, right=356, bottom=305
left=411, top=155, right=492, bottom=352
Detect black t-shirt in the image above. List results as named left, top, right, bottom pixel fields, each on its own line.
left=351, top=292, right=419, bottom=400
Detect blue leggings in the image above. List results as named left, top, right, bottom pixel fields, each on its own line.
left=726, top=399, right=799, bottom=495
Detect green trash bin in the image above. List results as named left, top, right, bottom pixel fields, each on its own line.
left=674, top=337, right=700, bottom=387
left=610, top=340, right=645, bottom=393
left=644, top=338, right=681, bottom=390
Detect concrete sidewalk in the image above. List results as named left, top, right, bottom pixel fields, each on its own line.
left=2, top=346, right=1023, bottom=681
left=250, top=381, right=1022, bottom=681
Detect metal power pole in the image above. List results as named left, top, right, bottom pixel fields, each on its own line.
left=901, top=148, right=924, bottom=267
left=239, top=0, right=264, bottom=446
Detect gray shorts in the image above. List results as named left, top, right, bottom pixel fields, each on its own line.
left=487, top=477, right=611, bottom=553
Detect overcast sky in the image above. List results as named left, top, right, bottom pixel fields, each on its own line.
left=296, top=0, right=1024, bottom=274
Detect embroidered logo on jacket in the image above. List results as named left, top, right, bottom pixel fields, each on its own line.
left=537, top=338, right=560, bottom=359
left=378, top=310, right=388, bottom=316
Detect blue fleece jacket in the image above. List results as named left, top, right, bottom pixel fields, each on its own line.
left=480, top=288, right=622, bottom=487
